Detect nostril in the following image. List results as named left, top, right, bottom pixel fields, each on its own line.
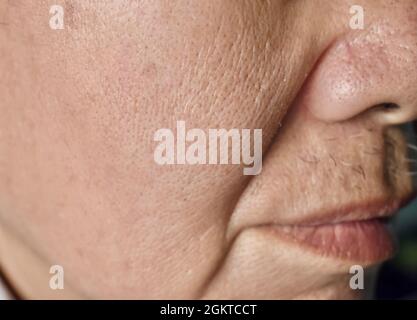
left=371, top=103, right=401, bottom=117
left=374, top=102, right=417, bottom=125
left=379, top=103, right=400, bottom=112
left=369, top=103, right=408, bottom=124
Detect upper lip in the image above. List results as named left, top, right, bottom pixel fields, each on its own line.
left=227, top=193, right=415, bottom=242
left=227, top=126, right=416, bottom=241
left=287, top=193, right=416, bottom=227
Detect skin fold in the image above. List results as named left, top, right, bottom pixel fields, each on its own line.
left=0, top=0, right=416, bottom=299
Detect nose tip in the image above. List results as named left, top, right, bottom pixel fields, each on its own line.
left=304, top=26, right=417, bottom=126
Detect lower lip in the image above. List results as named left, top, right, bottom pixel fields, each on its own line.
left=269, top=219, right=395, bottom=263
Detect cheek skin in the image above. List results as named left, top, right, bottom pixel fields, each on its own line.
left=0, top=0, right=363, bottom=299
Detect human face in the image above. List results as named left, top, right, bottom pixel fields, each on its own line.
left=0, top=0, right=417, bottom=299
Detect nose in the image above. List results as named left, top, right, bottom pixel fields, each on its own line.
left=303, top=20, right=417, bottom=125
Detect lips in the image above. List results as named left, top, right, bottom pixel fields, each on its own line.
left=263, top=196, right=415, bottom=264
left=226, top=114, right=415, bottom=273
left=268, top=218, right=394, bottom=263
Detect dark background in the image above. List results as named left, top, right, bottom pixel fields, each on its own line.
left=375, top=122, right=417, bottom=299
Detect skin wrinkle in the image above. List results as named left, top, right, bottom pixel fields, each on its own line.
left=199, top=34, right=353, bottom=297
left=173, top=0, right=304, bottom=296
left=190, top=20, right=285, bottom=292
left=224, top=31, right=344, bottom=239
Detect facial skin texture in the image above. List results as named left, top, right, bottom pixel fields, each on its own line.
left=0, top=0, right=417, bottom=299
